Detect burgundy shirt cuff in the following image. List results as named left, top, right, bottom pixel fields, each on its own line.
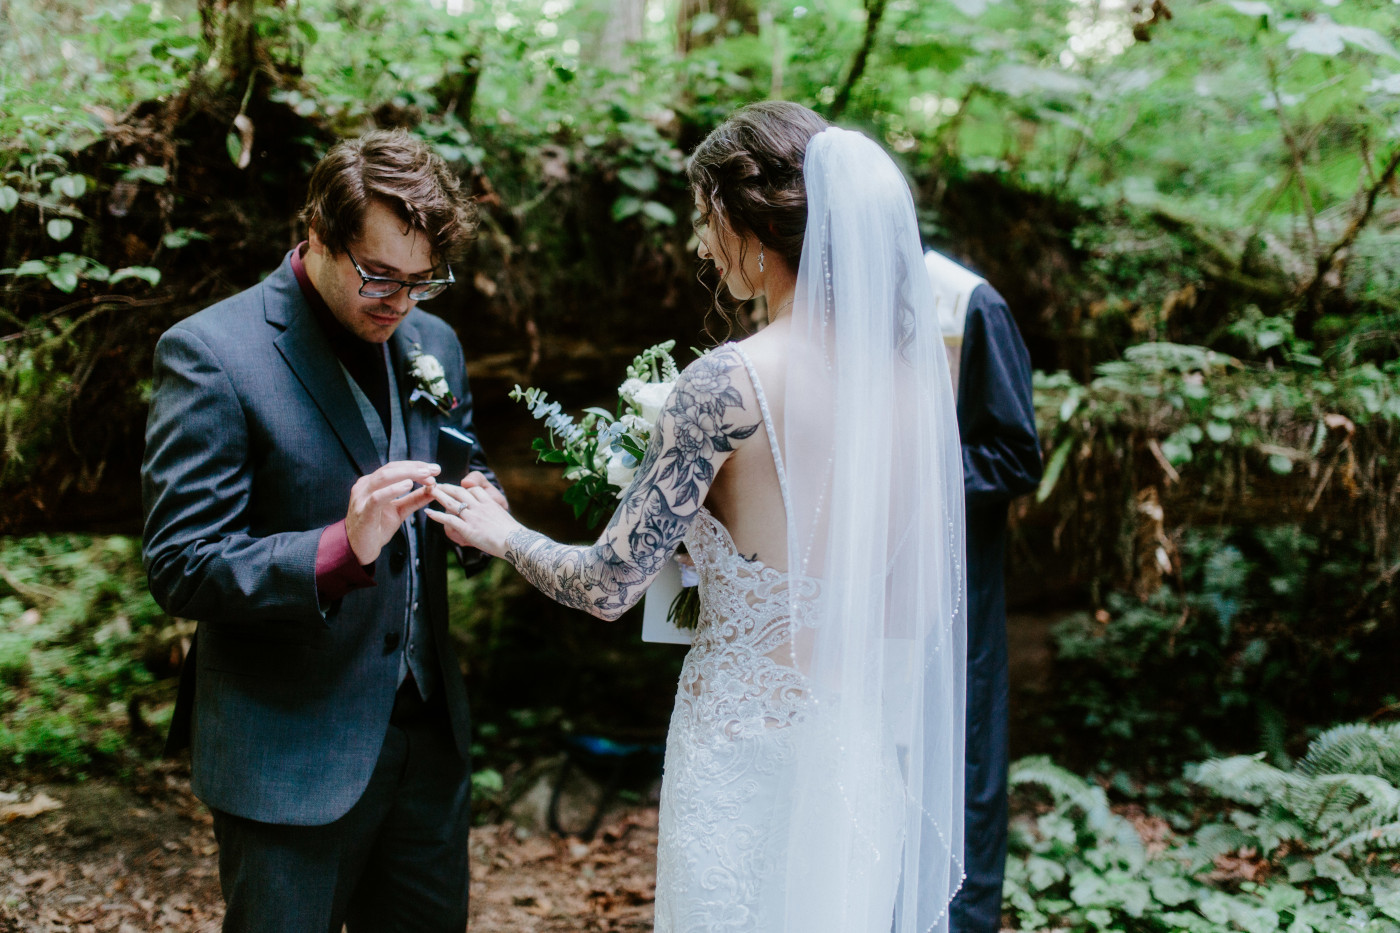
left=316, top=520, right=375, bottom=605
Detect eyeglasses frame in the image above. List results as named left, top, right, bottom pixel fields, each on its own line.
left=345, top=247, right=454, bottom=302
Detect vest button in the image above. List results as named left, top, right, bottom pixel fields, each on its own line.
left=390, top=549, right=406, bottom=573
left=383, top=632, right=401, bottom=653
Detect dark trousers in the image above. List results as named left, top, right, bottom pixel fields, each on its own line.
left=950, top=514, right=1011, bottom=933
left=212, top=688, right=471, bottom=933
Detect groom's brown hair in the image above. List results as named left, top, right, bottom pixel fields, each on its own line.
left=301, top=129, right=477, bottom=265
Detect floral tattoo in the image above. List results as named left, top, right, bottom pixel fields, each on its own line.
left=505, top=348, right=759, bottom=619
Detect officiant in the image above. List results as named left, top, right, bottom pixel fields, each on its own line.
left=927, top=249, right=1043, bottom=933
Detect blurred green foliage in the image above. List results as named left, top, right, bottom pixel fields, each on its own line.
left=1044, top=524, right=1396, bottom=772
left=0, top=535, right=173, bottom=776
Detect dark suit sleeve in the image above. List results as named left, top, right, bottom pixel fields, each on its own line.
left=142, top=326, right=325, bottom=625
left=958, top=285, right=1043, bottom=506
left=444, top=335, right=502, bottom=576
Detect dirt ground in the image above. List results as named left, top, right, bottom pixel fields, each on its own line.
left=0, top=773, right=657, bottom=933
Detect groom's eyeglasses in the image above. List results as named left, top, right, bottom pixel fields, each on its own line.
left=346, top=248, right=454, bottom=302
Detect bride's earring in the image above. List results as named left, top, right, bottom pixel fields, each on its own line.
left=758, top=244, right=765, bottom=274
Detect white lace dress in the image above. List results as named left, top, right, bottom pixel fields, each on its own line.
left=654, top=346, right=818, bottom=933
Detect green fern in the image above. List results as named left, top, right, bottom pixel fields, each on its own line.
left=1009, top=756, right=1146, bottom=869
left=1005, top=725, right=1400, bottom=933
left=1192, top=723, right=1400, bottom=859
left=1297, top=722, right=1400, bottom=783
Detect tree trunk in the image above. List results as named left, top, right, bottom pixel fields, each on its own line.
left=676, top=0, right=759, bottom=54
left=586, top=0, right=646, bottom=64
left=196, top=0, right=265, bottom=101
left=828, top=0, right=888, bottom=121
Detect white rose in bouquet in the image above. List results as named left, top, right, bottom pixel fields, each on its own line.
left=606, top=450, right=638, bottom=488
left=618, top=413, right=650, bottom=440
left=631, top=381, right=673, bottom=426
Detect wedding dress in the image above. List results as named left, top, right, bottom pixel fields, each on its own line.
left=653, top=344, right=821, bottom=933
left=652, top=128, right=967, bottom=933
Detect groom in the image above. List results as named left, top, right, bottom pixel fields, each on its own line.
left=142, top=129, right=503, bottom=931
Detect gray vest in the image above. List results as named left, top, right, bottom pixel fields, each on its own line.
left=341, top=349, right=439, bottom=701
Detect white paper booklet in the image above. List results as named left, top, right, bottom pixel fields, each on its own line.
left=641, top=557, right=695, bottom=645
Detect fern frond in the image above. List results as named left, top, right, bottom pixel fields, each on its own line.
left=1327, top=818, right=1400, bottom=857
left=1307, top=774, right=1400, bottom=836
left=1298, top=722, right=1400, bottom=783
left=1191, top=753, right=1295, bottom=807
left=1009, top=757, right=1145, bottom=866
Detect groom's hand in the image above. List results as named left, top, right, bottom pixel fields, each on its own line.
left=346, top=461, right=441, bottom=566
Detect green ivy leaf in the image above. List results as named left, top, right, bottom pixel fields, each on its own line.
left=690, top=11, right=720, bottom=35
left=471, top=767, right=503, bottom=794
left=226, top=132, right=243, bottom=166
left=1150, top=876, right=1195, bottom=907
left=0, top=186, right=18, bottom=213
left=611, top=196, right=643, bottom=221
left=162, top=228, right=211, bottom=249
left=641, top=201, right=676, bottom=225
left=1267, top=453, right=1293, bottom=474
left=46, top=218, right=74, bottom=241
left=617, top=165, right=657, bottom=193
left=46, top=268, right=79, bottom=293
left=110, top=266, right=162, bottom=286
left=1284, top=19, right=1400, bottom=60
left=1207, top=421, right=1233, bottom=443
left=52, top=174, right=86, bottom=199
left=13, top=260, right=49, bottom=277
left=1059, top=387, right=1083, bottom=423
left=122, top=166, right=169, bottom=186
left=1036, top=438, right=1073, bottom=503
left=296, top=18, right=319, bottom=45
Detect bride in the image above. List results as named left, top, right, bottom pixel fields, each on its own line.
left=429, top=101, right=967, bottom=933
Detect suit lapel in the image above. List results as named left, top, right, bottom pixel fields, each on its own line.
left=389, top=318, right=435, bottom=538
left=389, top=318, right=434, bottom=464
left=265, top=260, right=382, bottom=476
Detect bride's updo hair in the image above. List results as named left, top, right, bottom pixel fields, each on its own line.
left=688, top=101, right=829, bottom=275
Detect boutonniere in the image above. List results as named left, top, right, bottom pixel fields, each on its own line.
left=406, top=344, right=459, bottom=415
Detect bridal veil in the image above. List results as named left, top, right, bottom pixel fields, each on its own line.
left=780, top=127, right=967, bottom=933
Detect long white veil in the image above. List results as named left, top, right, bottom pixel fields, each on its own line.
left=780, top=127, right=967, bottom=932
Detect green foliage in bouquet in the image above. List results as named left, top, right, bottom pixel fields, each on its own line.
left=510, top=340, right=680, bottom=529
left=511, top=341, right=701, bottom=630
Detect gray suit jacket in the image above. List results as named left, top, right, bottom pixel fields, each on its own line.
left=142, top=253, right=494, bottom=826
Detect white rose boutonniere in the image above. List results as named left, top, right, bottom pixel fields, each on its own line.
left=406, top=344, right=459, bottom=415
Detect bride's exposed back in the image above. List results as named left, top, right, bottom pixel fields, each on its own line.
left=430, top=101, right=967, bottom=933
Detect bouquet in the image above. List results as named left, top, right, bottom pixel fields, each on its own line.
left=511, top=341, right=700, bottom=630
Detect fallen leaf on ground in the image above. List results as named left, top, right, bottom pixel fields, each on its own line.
left=0, top=793, right=63, bottom=822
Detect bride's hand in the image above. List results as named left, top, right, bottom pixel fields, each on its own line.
left=427, top=483, right=521, bottom=558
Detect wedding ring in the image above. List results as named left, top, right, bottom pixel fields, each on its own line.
left=455, top=499, right=468, bottom=515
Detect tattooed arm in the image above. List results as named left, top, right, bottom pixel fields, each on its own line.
left=428, top=347, right=760, bottom=620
